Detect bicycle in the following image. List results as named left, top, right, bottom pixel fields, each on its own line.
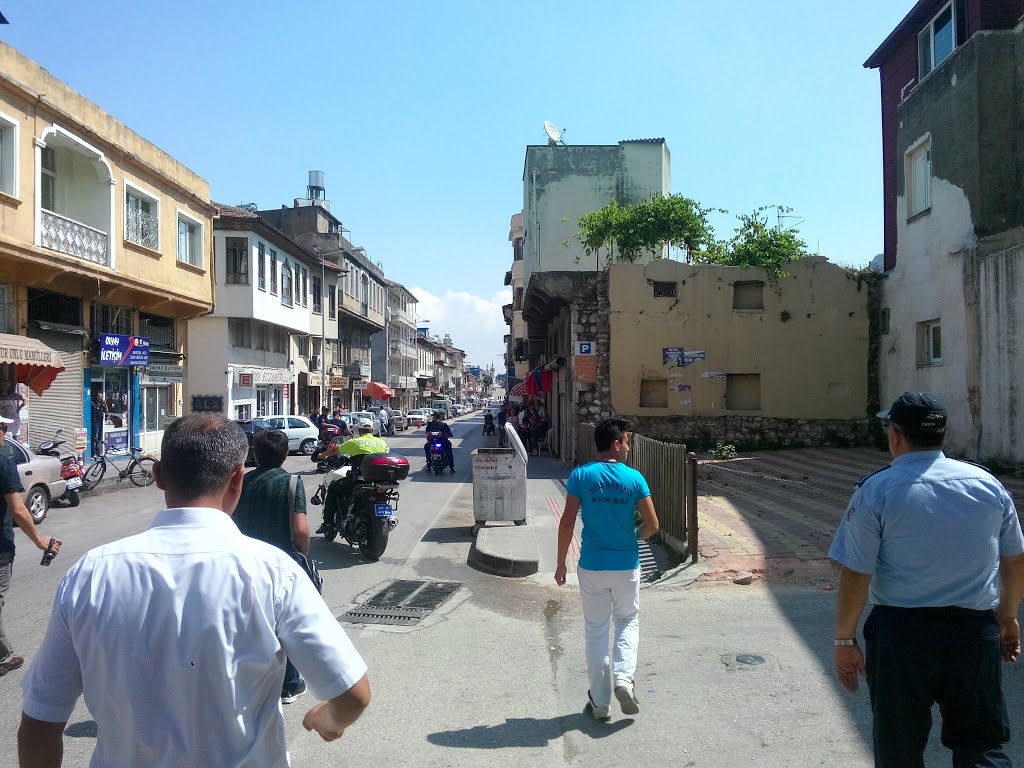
left=81, top=443, right=157, bottom=490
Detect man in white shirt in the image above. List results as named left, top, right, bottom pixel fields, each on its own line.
left=18, top=414, right=370, bottom=768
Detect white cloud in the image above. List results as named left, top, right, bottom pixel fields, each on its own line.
left=410, top=286, right=512, bottom=369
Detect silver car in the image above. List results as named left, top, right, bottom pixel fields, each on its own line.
left=0, top=439, right=67, bottom=524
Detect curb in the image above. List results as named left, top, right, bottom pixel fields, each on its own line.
left=469, top=526, right=540, bottom=577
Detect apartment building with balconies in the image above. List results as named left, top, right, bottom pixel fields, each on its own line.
left=258, top=173, right=386, bottom=410
left=187, top=205, right=321, bottom=420
left=0, top=42, right=215, bottom=455
left=371, top=280, right=419, bottom=411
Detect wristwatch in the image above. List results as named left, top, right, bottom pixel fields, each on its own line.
left=834, top=638, right=857, bottom=647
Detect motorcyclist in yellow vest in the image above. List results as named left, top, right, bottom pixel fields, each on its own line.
left=314, top=419, right=388, bottom=534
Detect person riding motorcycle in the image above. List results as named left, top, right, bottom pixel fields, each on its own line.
left=314, top=418, right=388, bottom=534
left=423, top=411, right=454, bottom=472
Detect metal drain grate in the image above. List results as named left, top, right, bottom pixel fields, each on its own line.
left=639, top=539, right=660, bottom=581
left=343, top=580, right=462, bottom=626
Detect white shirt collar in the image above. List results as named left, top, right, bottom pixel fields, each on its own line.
left=149, top=507, right=238, bottom=531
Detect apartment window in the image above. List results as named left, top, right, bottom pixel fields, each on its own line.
left=125, top=185, right=159, bottom=250
left=726, top=374, right=761, bottom=410
left=281, top=264, right=293, bottom=307
left=328, top=285, right=336, bottom=319
left=40, top=146, right=56, bottom=211
left=919, top=0, right=965, bottom=80
left=293, top=263, right=301, bottom=306
left=296, top=335, right=309, bottom=357
left=255, top=323, right=270, bottom=351
left=652, top=281, right=677, bottom=298
left=0, top=114, right=17, bottom=196
left=225, top=237, right=249, bottom=285
left=733, top=281, right=765, bottom=310
left=513, top=287, right=523, bottom=311
left=312, top=276, right=322, bottom=313
left=257, top=243, right=266, bottom=290
left=177, top=213, right=202, bottom=267
left=907, top=140, right=931, bottom=218
left=235, top=404, right=251, bottom=420
left=918, top=319, right=943, bottom=365
left=273, top=328, right=288, bottom=354
left=301, top=268, right=308, bottom=306
left=270, top=250, right=278, bottom=294
left=639, top=378, right=668, bottom=408
left=229, top=318, right=252, bottom=348
left=311, top=337, right=322, bottom=358
left=91, top=303, right=133, bottom=336
left=139, top=312, right=175, bottom=351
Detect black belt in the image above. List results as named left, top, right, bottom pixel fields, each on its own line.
left=876, top=604, right=993, bottom=618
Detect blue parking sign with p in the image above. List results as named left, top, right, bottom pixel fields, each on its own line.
left=576, top=342, right=593, bottom=355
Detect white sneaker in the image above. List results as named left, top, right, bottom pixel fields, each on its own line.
left=586, top=691, right=610, bottom=722
left=614, top=680, right=640, bottom=715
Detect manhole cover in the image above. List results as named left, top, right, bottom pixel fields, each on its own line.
left=735, top=654, right=766, bottom=666
left=343, top=580, right=461, bottom=626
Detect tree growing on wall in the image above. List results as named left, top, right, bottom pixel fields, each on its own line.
left=566, top=198, right=809, bottom=278
left=565, top=195, right=721, bottom=266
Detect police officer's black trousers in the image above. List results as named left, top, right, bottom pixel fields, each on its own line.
left=864, top=605, right=1012, bottom=768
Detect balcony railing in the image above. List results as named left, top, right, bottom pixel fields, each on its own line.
left=40, top=209, right=109, bottom=266
left=125, top=207, right=159, bottom=250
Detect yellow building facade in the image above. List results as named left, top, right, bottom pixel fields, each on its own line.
left=0, top=42, right=214, bottom=456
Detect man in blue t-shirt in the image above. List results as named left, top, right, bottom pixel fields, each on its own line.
left=556, top=418, right=659, bottom=723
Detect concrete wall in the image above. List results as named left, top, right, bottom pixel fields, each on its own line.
left=522, top=141, right=669, bottom=289
left=607, top=257, right=869, bottom=421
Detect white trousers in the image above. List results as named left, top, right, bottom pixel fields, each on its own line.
left=577, top=566, right=640, bottom=708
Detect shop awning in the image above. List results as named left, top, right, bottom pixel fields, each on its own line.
left=363, top=381, right=394, bottom=400
left=0, top=333, right=66, bottom=395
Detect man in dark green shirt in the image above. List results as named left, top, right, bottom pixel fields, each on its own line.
left=233, top=428, right=310, bottom=703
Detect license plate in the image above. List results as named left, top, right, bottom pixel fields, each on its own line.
left=66, top=477, right=83, bottom=490
left=374, top=503, right=393, bottom=518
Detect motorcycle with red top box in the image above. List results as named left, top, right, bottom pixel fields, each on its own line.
left=311, top=452, right=409, bottom=560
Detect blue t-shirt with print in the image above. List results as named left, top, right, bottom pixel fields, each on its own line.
left=567, top=461, right=651, bottom=571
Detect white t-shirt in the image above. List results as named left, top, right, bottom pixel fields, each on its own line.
left=22, top=507, right=367, bottom=768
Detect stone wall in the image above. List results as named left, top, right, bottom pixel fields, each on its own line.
left=566, top=269, right=880, bottom=458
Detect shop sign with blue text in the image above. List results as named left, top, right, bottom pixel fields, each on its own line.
left=99, top=335, right=150, bottom=367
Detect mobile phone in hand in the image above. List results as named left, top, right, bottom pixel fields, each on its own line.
left=40, top=537, right=57, bottom=566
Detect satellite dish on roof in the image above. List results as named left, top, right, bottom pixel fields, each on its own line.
left=544, top=120, right=566, bottom=146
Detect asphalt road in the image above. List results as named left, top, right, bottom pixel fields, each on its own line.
left=2, top=413, right=1023, bottom=767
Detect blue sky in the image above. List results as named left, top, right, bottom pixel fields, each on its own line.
left=1, top=1, right=911, bottom=370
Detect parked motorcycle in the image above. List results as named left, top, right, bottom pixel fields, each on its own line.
left=310, top=452, right=408, bottom=560
left=426, top=430, right=454, bottom=475
left=35, top=428, right=84, bottom=506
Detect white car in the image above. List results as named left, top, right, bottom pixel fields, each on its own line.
left=349, top=411, right=383, bottom=437
left=260, top=415, right=320, bottom=455
left=406, top=409, right=430, bottom=428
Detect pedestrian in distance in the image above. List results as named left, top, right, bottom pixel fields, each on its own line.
left=0, top=416, right=62, bottom=678
left=555, top=417, right=660, bottom=723
left=231, top=428, right=314, bottom=705
left=829, top=391, right=1024, bottom=768
left=18, top=414, right=370, bottom=767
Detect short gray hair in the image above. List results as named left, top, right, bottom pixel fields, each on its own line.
left=159, top=415, right=248, bottom=499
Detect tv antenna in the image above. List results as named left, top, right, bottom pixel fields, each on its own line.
left=544, top=120, right=566, bottom=146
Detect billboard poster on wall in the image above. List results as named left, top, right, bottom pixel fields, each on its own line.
left=99, top=335, right=150, bottom=367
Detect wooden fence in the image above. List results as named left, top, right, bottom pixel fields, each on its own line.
left=575, top=423, right=697, bottom=560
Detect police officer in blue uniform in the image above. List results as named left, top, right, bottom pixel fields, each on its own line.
left=829, top=392, right=1024, bottom=767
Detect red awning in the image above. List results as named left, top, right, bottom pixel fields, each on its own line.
left=363, top=381, right=394, bottom=400
left=0, top=333, right=66, bottom=396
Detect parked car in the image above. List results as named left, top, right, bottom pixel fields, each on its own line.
left=235, top=418, right=271, bottom=466
left=406, top=409, right=430, bottom=428
left=390, top=411, right=409, bottom=431
left=259, top=415, right=321, bottom=454
left=451, top=404, right=465, bottom=417
left=0, top=439, right=68, bottom=524
left=349, top=411, right=383, bottom=436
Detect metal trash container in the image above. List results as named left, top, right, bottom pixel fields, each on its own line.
left=471, top=442, right=527, bottom=535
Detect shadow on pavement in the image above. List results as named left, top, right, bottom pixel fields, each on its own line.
left=308, top=536, right=398, bottom=571
left=427, top=712, right=633, bottom=748
left=526, top=457, right=569, bottom=482
left=64, top=720, right=97, bottom=738
left=419, top=525, right=473, bottom=544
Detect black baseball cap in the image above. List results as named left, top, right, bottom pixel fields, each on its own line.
left=877, top=392, right=947, bottom=436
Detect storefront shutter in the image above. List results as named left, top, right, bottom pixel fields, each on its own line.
left=26, top=330, right=84, bottom=449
